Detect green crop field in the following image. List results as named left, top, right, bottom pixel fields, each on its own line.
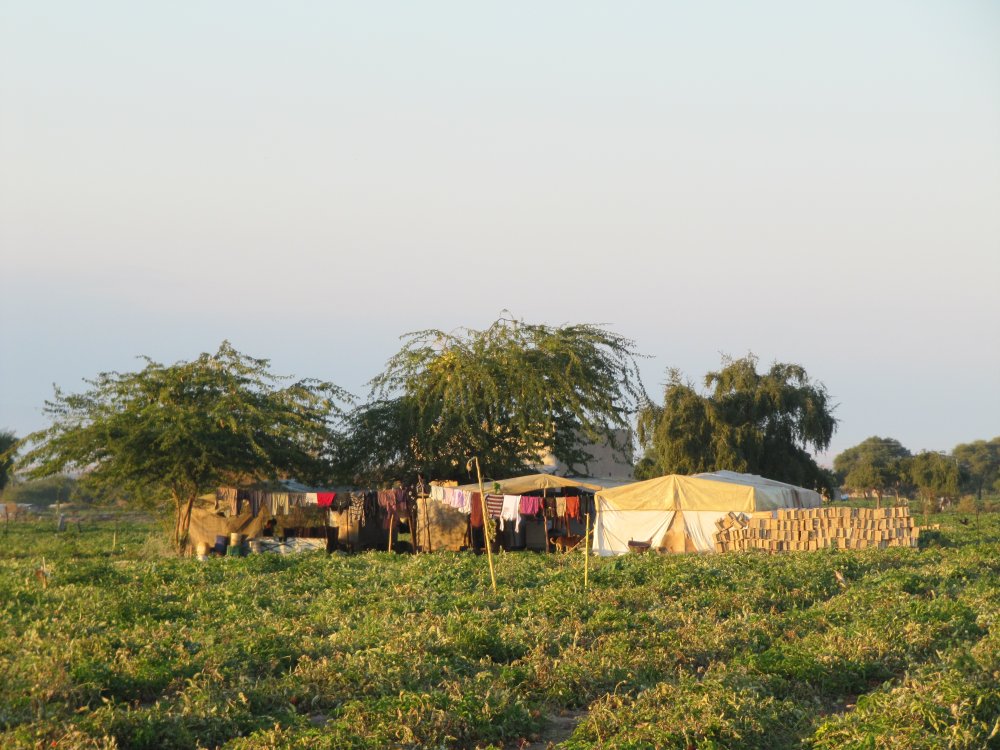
left=1, top=511, right=998, bottom=750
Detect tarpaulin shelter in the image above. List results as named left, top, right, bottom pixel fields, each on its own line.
left=457, top=473, right=631, bottom=495
left=188, top=505, right=275, bottom=553
left=593, top=470, right=823, bottom=555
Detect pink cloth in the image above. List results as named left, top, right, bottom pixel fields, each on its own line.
left=519, top=495, right=542, bottom=516
left=316, top=492, right=336, bottom=508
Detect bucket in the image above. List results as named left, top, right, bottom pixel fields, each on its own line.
left=195, top=541, right=210, bottom=560
left=229, top=532, right=243, bottom=546
left=213, top=534, right=228, bottom=555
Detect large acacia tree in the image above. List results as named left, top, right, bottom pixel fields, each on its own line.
left=335, top=316, right=646, bottom=483
left=636, top=354, right=837, bottom=494
left=833, top=436, right=912, bottom=507
left=18, top=342, right=347, bottom=549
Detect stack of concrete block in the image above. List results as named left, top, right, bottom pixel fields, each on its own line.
left=713, top=506, right=919, bottom=553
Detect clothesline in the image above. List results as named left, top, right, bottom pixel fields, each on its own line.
left=428, top=484, right=594, bottom=533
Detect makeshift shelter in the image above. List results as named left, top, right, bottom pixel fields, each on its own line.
left=188, top=505, right=275, bottom=553
left=593, top=470, right=823, bottom=555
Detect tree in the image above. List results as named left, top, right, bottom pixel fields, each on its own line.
left=909, top=451, right=961, bottom=513
left=335, top=316, right=646, bottom=483
left=0, top=430, right=16, bottom=496
left=636, top=354, right=838, bottom=495
left=952, top=438, right=1000, bottom=500
left=833, top=436, right=912, bottom=507
left=18, top=343, right=347, bottom=550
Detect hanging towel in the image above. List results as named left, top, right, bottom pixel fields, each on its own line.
left=566, top=496, right=581, bottom=520
left=316, top=492, right=336, bottom=508
left=556, top=496, right=567, bottom=518
left=470, top=492, right=483, bottom=528
left=485, top=494, right=504, bottom=519
left=500, top=495, right=522, bottom=533
left=519, top=495, right=542, bottom=517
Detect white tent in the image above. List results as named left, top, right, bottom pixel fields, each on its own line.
left=593, top=471, right=823, bottom=555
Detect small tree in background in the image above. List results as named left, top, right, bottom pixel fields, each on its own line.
left=952, top=438, right=1000, bottom=501
left=909, top=451, right=961, bottom=519
left=834, top=436, right=912, bottom=508
left=18, top=342, right=348, bottom=550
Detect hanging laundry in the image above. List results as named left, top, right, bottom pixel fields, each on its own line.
left=289, top=493, right=307, bottom=508
left=485, top=494, right=504, bottom=519
left=349, top=492, right=366, bottom=525
left=565, top=496, right=581, bottom=521
left=316, top=492, right=336, bottom=508
left=519, top=495, right=542, bottom=517
left=250, top=490, right=267, bottom=516
left=394, top=487, right=409, bottom=514
left=470, top=492, right=484, bottom=528
left=555, top=496, right=567, bottom=518
left=500, top=495, right=522, bottom=533
left=271, top=492, right=290, bottom=515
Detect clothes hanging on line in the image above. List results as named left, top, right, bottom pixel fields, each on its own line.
left=519, top=495, right=543, bottom=517
left=316, top=492, right=336, bottom=508
left=500, top=495, right=522, bottom=533
left=470, top=492, right=484, bottom=528
left=565, top=496, right=581, bottom=520
left=485, top=494, right=504, bottom=519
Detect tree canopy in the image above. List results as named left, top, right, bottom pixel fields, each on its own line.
left=636, top=354, right=837, bottom=494
left=335, top=316, right=646, bottom=483
left=952, top=438, right=1000, bottom=500
left=833, top=436, right=912, bottom=507
left=18, top=342, right=347, bottom=548
left=0, top=430, right=16, bottom=495
left=909, top=451, right=961, bottom=510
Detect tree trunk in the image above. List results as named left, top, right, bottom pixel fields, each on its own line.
left=874, top=490, right=882, bottom=510
left=171, top=490, right=197, bottom=554
left=178, top=495, right=196, bottom=554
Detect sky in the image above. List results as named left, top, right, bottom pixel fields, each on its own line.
left=1, top=1, right=998, bottom=466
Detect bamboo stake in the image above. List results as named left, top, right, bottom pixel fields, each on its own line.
left=467, top=457, right=497, bottom=593
left=584, top=511, right=590, bottom=590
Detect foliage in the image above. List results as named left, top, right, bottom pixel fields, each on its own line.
left=636, top=354, right=838, bottom=494
left=4, top=474, right=79, bottom=507
left=953, top=437, right=1000, bottom=500
left=0, top=511, right=998, bottom=749
left=336, top=316, right=647, bottom=483
left=909, top=451, right=962, bottom=508
left=0, top=429, right=16, bottom=494
left=16, top=342, right=348, bottom=549
left=834, top=436, right=912, bottom=507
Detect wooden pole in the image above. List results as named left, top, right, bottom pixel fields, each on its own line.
left=468, top=457, right=497, bottom=593
left=584, top=512, right=590, bottom=590
left=387, top=510, right=395, bottom=552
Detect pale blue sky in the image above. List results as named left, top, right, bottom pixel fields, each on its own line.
left=2, top=1, right=998, bottom=464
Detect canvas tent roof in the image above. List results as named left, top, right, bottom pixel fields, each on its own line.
left=457, top=473, right=631, bottom=495
left=595, top=471, right=822, bottom=513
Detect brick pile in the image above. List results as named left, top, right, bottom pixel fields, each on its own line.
left=713, top=506, right=919, bottom=553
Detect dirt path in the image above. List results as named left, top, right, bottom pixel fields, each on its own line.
left=521, top=709, right=587, bottom=749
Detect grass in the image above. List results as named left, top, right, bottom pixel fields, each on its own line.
left=0, top=510, right=998, bottom=749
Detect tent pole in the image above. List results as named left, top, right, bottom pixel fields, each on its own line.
left=468, top=457, right=497, bottom=593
